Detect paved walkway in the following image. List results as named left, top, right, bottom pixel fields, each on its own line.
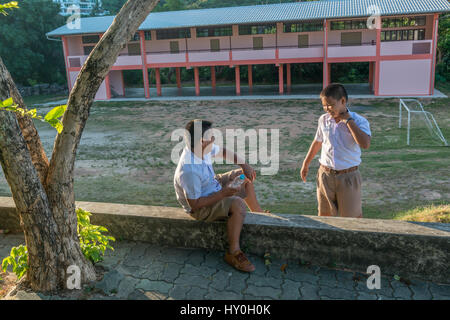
left=1, top=234, right=449, bottom=300
left=37, top=84, right=447, bottom=106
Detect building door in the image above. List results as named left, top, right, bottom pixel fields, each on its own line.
left=341, top=32, right=362, bottom=46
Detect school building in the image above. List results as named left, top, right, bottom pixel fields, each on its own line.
left=46, top=0, right=450, bottom=100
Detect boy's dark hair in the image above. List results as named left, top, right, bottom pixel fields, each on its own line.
left=185, top=119, right=213, bottom=151
left=320, top=83, right=348, bottom=102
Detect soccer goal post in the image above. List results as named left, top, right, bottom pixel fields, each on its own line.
left=399, top=99, right=448, bottom=146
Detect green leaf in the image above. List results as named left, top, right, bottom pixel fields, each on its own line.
left=2, top=97, right=13, bottom=107
left=44, top=105, right=67, bottom=121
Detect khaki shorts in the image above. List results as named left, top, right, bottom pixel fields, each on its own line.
left=190, top=169, right=247, bottom=222
left=316, top=165, right=363, bottom=218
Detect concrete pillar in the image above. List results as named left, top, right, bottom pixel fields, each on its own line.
left=323, top=19, right=329, bottom=89
left=176, top=67, right=181, bottom=89
left=278, top=64, right=284, bottom=94
left=286, top=63, right=291, bottom=91
left=155, top=68, right=161, bottom=96
left=105, top=73, right=111, bottom=100
left=235, top=66, right=240, bottom=95
left=194, top=67, right=200, bottom=96
left=211, top=66, right=216, bottom=90
left=248, top=65, right=253, bottom=90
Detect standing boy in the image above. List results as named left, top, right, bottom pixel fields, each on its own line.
left=300, top=83, right=371, bottom=218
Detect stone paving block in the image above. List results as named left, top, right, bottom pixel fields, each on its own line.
left=127, top=289, right=150, bottom=300
left=185, top=286, right=208, bottom=300
left=136, top=279, right=173, bottom=294
left=285, top=269, right=319, bottom=285
left=181, top=263, right=216, bottom=278
left=354, top=276, right=394, bottom=297
left=116, top=276, right=140, bottom=299
left=206, top=288, right=244, bottom=300
left=247, top=273, right=283, bottom=289
left=161, top=262, right=183, bottom=282
left=356, top=292, right=378, bottom=300
left=185, top=250, right=205, bottom=266
left=428, top=283, right=450, bottom=299
left=299, top=282, right=320, bottom=300
left=409, top=281, right=432, bottom=300
left=247, top=256, right=268, bottom=276
left=159, top=247, right=192, bottom=264
left=95, top=269, right=125, bottom=294
left=265, top=261, right=289, bottom=280
left=244, top=284, right=282, bottom=299
left=175, top=273, right=211, bottom=289
left=169, top=284, right=191, bottom=300
left=317, top=269, right=338, bottom=287
left=391, top=280, right=413, bottom=299
left=319, top=286, right=357, bottom=300
left=280, top=279, right=302, bottom=300
left=225, top=272, right=249, bottom=294
left=210, top=270, right=232, bottom=291
left=202, top=250, right=224, bottom=268
left=116, top=263, right=145, bottom=278
left=140, top=260, right=166, bottom=281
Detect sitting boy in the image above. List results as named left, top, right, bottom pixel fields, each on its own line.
left=174, top=119, right=265, bottom=272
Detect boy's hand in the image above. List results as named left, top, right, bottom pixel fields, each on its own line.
left=241, top=163, right=256, bottom=182
left=300, top=163, right=309, bottom=182
left=221, top=185, right=241, bottom=197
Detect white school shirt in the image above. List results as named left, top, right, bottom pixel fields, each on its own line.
left=314, top=109, right=371, bottom=170
left=173, top=144, right=222, bottom=213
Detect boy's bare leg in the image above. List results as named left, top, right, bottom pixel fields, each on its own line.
left=227, top=197, right=247, bottom=254
left=243, top=181, right=263, bottom=213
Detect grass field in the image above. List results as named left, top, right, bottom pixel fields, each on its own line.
left=1, top=85, right=449, bottom=221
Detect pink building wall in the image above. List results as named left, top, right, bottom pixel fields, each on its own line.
left=108, top=70, right=124, bottom=96
left=379, top=59, right=431, bottom=95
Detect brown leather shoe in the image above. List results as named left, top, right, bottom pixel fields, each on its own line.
left=224, top=250, right=256, bottom=272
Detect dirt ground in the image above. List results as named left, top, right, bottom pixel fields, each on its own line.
left=0, top=98, right=448, bottom=219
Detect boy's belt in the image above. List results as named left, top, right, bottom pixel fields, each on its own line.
left=320, top=164, right=358, bottom=175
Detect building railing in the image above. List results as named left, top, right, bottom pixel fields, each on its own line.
left=67, top=40, right=432, bottom=68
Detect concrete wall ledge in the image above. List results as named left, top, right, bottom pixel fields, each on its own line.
left=0, top=197, right=449, bottom=284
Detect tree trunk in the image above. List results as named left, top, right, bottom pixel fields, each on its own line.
left=0, top=0, right=160, bottom=293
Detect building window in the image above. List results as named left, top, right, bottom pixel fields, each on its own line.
left=239, top=24, right=276, bottom=35
left=284, top=21, right=323, bottom=33
left=129, top=32, right=140, bottom=42
left=381, top=29, right=425, bottom=41
left=83, top=45, right=94, bottom=55
left=331, top=19, right=367, bottom=30
left=197, top=26, right=232, bottom=37
left=382, top=16, right=426, bottom=28
left=156, top=28, right=191, bottom=40
left=82, top=35, right=99, bottom=44
left=144, top=31, right=152, bottom=41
